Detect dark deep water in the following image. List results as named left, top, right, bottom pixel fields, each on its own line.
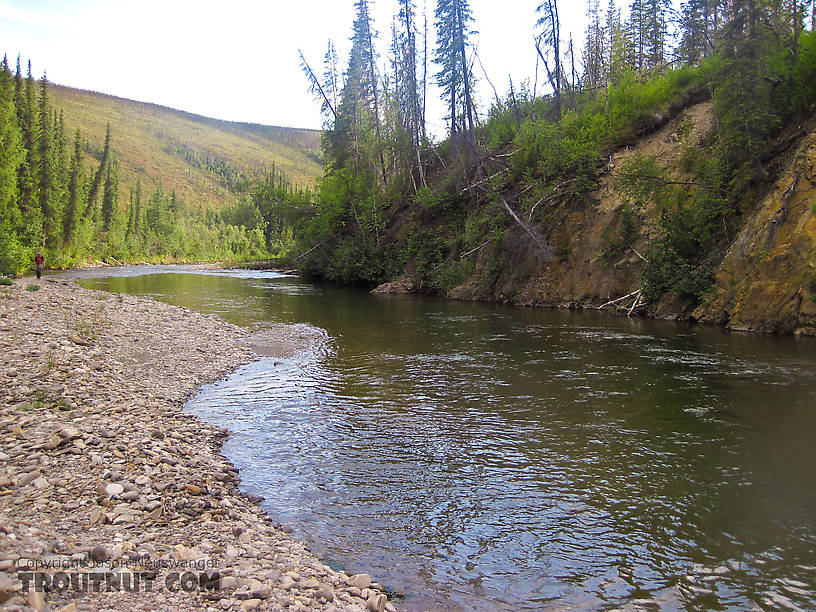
left=76, top=266, right=816, bottom=611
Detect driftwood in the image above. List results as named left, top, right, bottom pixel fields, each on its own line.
left=627, top=290, right=643, bottom=317
left=598, top=288, right=640, bottom=310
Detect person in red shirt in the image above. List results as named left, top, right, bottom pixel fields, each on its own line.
left=35, top=252, right=43, bottom=279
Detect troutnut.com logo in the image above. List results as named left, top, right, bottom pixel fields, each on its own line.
left=16, top=568, right=222, bottom=593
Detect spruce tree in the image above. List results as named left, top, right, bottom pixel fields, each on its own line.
left=84, top=123, right=111, bottom=218
left=0, top=59, right=24, bottom=218
left=714, top=0, right=779, bottom=177
left=583, top=0, right=605, bottom=89
left=38, top=73, right=59, bottom=247
left=101, top=159, right=118, bottom=231
left=434, top=0, right=476, bottom=135
left=18, top=61, right=39, bottom=217
left=0, top=83, right=24, bottom=275
left=63, top=129, right=82, bottom=244
left=331, top=0, right=387, bottom=179
left=125, top=190, right=135, bottom=241
left=133, top=177, right=142, bottom=238
left=643, top=0, right=673, bottom=70
left=629, top=0, right=646, bottom=71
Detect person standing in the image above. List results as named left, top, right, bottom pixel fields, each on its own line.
left=35, top=252, right=44, bottom=279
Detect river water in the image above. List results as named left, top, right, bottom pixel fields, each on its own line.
left=78, top=266, right=816, bottom=610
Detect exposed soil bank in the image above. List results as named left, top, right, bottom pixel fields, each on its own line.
left=0, top=278, right=395, bottom=612
left=374, top=102, right=816, bottom=336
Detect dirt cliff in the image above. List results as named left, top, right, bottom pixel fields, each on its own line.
left=377, top=102, right=816, bottom=335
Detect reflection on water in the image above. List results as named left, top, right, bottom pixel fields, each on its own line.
left=80, top=268, right=816, bottom=611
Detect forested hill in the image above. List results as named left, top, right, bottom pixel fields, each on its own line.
left=50, top=84, right=323, bottom=210
left=0, top=61, right=322, bottom=272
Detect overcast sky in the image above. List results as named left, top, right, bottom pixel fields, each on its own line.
left=0, top=0, right=589, bottom=134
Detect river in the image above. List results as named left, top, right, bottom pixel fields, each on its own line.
left=75, top=266, right=816, bottom=610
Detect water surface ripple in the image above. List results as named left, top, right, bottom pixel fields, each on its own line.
left=80, top=269, right=816, bottom=611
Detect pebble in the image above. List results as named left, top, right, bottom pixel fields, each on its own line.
left=105, top=483, right=125, bottom=497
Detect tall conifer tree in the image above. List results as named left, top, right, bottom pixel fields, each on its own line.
left=63, top=129, right=82, bottom=245
left=434, top=0, right=476, bottom=135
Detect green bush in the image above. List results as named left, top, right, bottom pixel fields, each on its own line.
left=26, top=284, right=40, bottom=292
left=0, top=278, right=11, bottom=286
left=428, top=257, right=474, bottom=294
left=617, top=153, right=732, bottom=304
left=414, top=185, right=461, bottom=216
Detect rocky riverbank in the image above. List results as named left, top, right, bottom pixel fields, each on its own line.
left=0, top=278, right=396, bottom=612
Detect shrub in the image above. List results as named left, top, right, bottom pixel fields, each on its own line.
left=26, top=284, right=40, bottom=292
left=0, top=278, right=11, bottom=286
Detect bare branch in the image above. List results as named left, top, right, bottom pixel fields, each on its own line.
left=298, top=49, right=337, bottom=121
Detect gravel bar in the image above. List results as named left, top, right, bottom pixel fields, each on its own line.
left=0, top=278, right=396, bottom=612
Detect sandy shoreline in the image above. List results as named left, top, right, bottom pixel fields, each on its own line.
left=0, top=278, right=395, bottom=612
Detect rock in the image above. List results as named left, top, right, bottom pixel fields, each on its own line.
left=0, top=281, right=359, bottom=612
left=27, top=590, right=45, bottom=611
left=58, top=604, right=78, bottom=612
left=104, top=483, right=124, bottom=497
left=248, top=580, right=272, bottom=600
left=225, top=545, right=240, bottom=559
left=37, top=435, right=62, bottom=450
left=352, top=573, right=372, bottom=589
left=173, top=545, right=202, bottom=562
left=0, top=570, right=15, bottom=591
left=366, top=593, right=388, bottom=612
left=58, top=426, right=82, bottom=440
left=17, top=471, right=40, bottom=486
left=147, top=506, right=162, bottom=520
left=219, top=576, right=238, bottom=590
left=279, top=576, right=297, bottom=590
left=316, top=584, right=335, bottom=602
left=89, top=545, right=111, bottom=562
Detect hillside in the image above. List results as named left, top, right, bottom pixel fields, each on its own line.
left=50, top=84, right=323, bottom=211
